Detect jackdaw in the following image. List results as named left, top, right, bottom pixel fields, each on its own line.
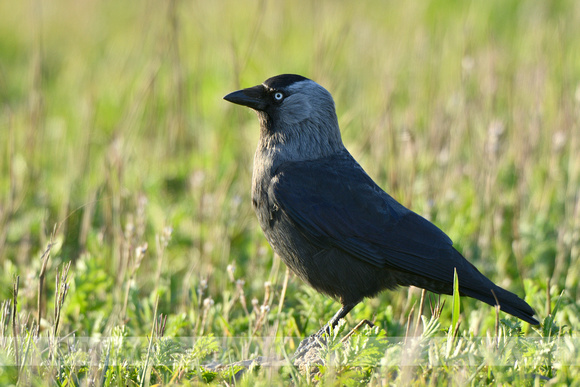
left=224, top=74, right=539, bottom=349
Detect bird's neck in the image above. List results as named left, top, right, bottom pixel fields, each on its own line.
left=256, top=115, right=345, bottom=165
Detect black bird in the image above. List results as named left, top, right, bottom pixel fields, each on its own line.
left=224, top=74, right=539, bottom=348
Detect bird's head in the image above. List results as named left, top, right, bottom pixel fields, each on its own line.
left=224, top=74, right=344, bottom=160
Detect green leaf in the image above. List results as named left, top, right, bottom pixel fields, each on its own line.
left=451, top=268, right=460, bottom=332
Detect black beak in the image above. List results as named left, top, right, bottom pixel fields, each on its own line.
left=224, top=85, right=268, bottom=111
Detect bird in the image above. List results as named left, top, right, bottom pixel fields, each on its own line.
left=223, top=74, right=539, bottom=353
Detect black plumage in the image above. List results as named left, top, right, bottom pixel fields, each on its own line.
left=224, top=74, right=539, bottom=342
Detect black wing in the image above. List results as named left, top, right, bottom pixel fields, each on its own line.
left=270, top=150, right=458, bottom=281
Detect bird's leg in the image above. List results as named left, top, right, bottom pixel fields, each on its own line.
left=314, top=303, right=356, bottom=337
left=293, top=303, right=356, bottom=360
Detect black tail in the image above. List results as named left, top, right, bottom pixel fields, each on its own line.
left=461, top=284, right=539, bottom=325
left=457, top=257, right=539, bottom=325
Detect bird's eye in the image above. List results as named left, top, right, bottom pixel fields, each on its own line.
left=274, top=92, right=284, bottom=101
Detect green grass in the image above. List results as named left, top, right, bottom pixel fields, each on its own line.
left=1, top=0, right=580, bottom=385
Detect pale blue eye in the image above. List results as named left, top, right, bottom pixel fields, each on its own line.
left=274, top=92, right=284, bottom=100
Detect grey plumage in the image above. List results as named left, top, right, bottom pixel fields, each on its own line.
left=224, top=74, right=539, bottom=337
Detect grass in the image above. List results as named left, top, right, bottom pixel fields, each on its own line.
left=1, top=0, right=580, bottom=384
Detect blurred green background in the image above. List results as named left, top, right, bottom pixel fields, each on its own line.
left=0, top=0, right=580, bottom=382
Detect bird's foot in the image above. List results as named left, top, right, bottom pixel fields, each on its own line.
left=292, top=319, right=375, bottom=363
